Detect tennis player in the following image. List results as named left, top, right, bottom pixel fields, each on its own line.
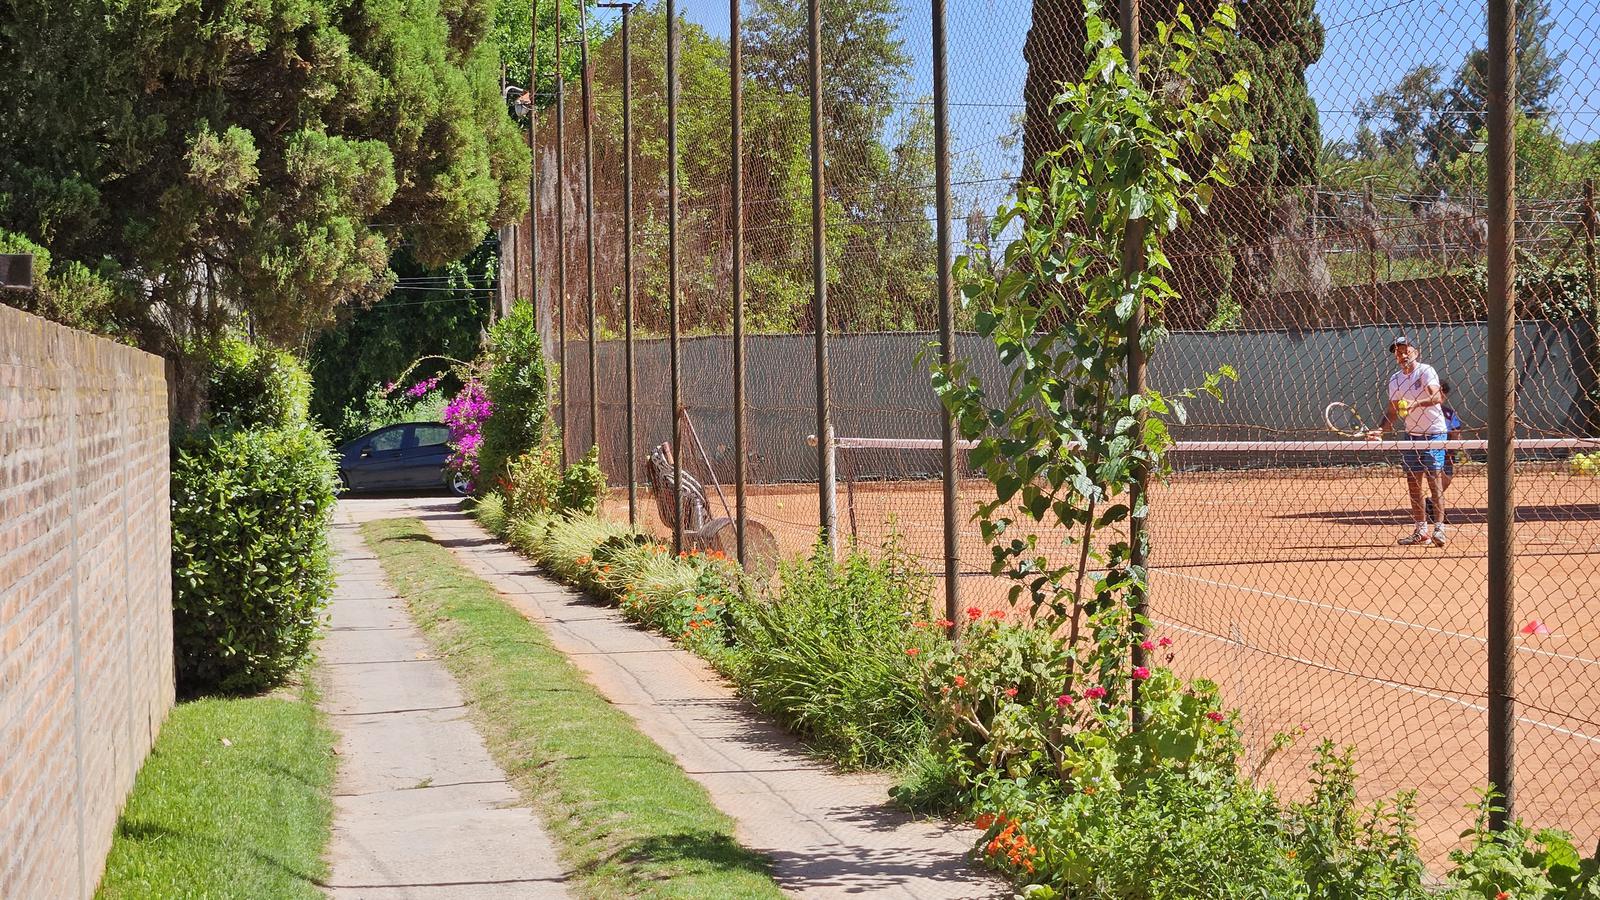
left=1368, top=336, right=1448, bottom=547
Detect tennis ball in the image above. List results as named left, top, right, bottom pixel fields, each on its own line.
left=1397, top=399, right=1411, bottom=413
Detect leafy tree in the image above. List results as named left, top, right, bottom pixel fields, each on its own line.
left=308, top=241, right=497, bottom=437
left=1355, top=0, right=1566, bottom=173
left=0, top=0, right=527, bottom=361
left=1023, top=0, right=1323, bottom=327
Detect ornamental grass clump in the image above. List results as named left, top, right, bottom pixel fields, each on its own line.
left=725, top=536, right=939, bottom=770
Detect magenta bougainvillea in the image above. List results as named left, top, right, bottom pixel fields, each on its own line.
left=443, top=379, right=492, bottom=487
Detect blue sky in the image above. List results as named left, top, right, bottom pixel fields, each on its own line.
left=599, top=0, right=1597, bottom=199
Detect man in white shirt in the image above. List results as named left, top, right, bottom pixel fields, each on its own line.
left=1368, top=336, right=1449, bottom=547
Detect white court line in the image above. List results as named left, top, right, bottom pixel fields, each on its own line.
left=1156, top=618, right=1600, bottom=748
left=1153, top=568, right=1600, bottom=669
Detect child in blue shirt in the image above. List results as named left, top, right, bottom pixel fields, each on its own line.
left=1427, top=381, right=1464, bottom=522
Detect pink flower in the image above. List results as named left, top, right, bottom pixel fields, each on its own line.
left=1158, top=636, right=1173, bottom=648
left=965, top=606, right=983, bottom=621
left=1140, top=639, right=1155, bottom=651
left=904, top=648, right=920, bottom=657
left=1056, top=694, right=1074, bottom=709
left=1003, top=687, right=1019, bottom=698
left=1132, top=666, right=1150, bottom=680
left=1206, top=711, right=1225, bottom=723
left=1083, top=686, right=1107, bottom=700
left=988, top=609, right=1005, bottom=620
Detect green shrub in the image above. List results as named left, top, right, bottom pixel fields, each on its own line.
left=478, top=303, right=550, bottom=488
left=726, top=538, right=937, bottom=769
left=473, top=491, right=509, bottom=536
left=557, top=445, right=607, bottom=515
left=203, top=337, right=312, bottom=430
left=1446, top=792, right=1600, bottom=899
left=504, top=440, right=564, bottom=519
left=170, top=425, right=338, bottom=695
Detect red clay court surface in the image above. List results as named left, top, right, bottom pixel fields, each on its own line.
left=605, top=463, right=1600, bottom=864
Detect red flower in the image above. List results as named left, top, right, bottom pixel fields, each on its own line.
left=1206, top=710, right=1225, bottom=723
left=975, top=812, right=997, bottom=830
left=905, top=647, right=921, bottom=657
left=1132, top=666, right=1151, bottom=680
left=966, top=606, right=982, bottom=620
left=1084, top=686, right=1107, bottom=700
left=1004, top=686, right=1019, bottom=698
left=988, top=609, right=1005, bottom=620
left=935, top=618, right=955, bottom=629
left=1158, top=636, right=1173, bottom=648
left=953, top=675, right=967, bottom=688
left=1496, top=893, right=1510, bottom=900
left=1056, top=694, right=1074, bottom=708
left=1140, top=639, right=1155, bottom=651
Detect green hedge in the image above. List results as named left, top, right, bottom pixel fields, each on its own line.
left=171, top=424, right=337, bottom=695
left=203, top=338, right=312, bottom=431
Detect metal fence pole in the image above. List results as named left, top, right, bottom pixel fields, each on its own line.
left=807, top=0, right=836, bottom=556
left=1120, top=0, right=1151, bottom=728
left=1485, top=0, right=1517, bottom=831
left=554, top=0, right=569, bottom=467
left=598, top=2, right=637, bottom=525
left=528, top=0, right=540, bottom=322
left=668, top=0, right=684, bottom=554
left=730, top=0, right=748, bottom=566
left=931, top=0, right=959, bottom=633
left=580, top=6, right=600, bottom=456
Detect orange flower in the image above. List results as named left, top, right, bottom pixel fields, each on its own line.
left=953, top=675, right=967, bottom=688
left=975, top=812, right=996, bottom=830
left=695, top=604, right=707, bottom=613
left=905, top=648, right=920, bottom=657
left=576, top=556, right=591, bottom=566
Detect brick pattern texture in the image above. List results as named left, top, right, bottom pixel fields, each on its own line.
left=1, top=305, right=174, bottom=900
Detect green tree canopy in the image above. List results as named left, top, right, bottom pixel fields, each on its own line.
left=0, top=0, right=528, bottom=353
left=1021, top=0, right=1324, bottom=327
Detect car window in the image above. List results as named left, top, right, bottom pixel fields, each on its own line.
left=414, top=424, right=451, bottom=447
left=368, top=427, right=406, bottom=452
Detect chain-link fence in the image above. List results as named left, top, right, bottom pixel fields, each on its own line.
left=525, top=0, right=1600, bottom=866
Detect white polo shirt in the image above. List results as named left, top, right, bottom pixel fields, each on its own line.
left=1387, top=362, right=1448, bottom=435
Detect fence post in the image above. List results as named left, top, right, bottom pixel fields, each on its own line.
left=1484, top=0, right=1517, bottom=831
left=554, top=0, right=569, bottom=468
left=528, top=0, right=539, bottom=321
left=807, top=0, right=836, bottom=556
left=598, top=1, right=636, bottom=522
left=580, top=5, right=601, bottom=457
left=931, top=0, right=959, bottom=633
left=1120, top=0, right=1152, bottom=729
left=730, top=0, right=748, bottom=566
left=668, top=0, right=684, bottom=554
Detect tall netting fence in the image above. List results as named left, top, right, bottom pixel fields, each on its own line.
left=536, top=0, right=1600, bottom=868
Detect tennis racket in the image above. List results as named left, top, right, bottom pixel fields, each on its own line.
left=1324, top=401, right=1374, bottom=439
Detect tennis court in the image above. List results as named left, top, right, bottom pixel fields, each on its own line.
left=607, top=453, right=1600, bottom=862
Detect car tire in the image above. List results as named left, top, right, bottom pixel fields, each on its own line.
left=449, top=471, right=472, bottom=497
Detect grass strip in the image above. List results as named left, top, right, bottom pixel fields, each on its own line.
left=96, top=672, right=334, bottom=899
left=361, top=517, right=782, bottom=900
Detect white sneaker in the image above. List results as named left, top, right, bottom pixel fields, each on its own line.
left=1432, top=524, right=1447, bottom=547
left=1398, top=526, right=1430, bottom=546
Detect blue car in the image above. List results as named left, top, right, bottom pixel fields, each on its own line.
left=336, top=422, right=470, bottom=496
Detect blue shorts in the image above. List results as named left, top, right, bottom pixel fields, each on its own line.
left=1402, top=433, right=1447, bottom=473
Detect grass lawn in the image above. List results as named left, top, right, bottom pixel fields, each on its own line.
left=96, top=671, right=335, bottom=899
left=361, top=517, right=783, bottom=900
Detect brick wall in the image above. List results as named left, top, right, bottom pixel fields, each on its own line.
left=0, top=305, right=174, bottom=900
